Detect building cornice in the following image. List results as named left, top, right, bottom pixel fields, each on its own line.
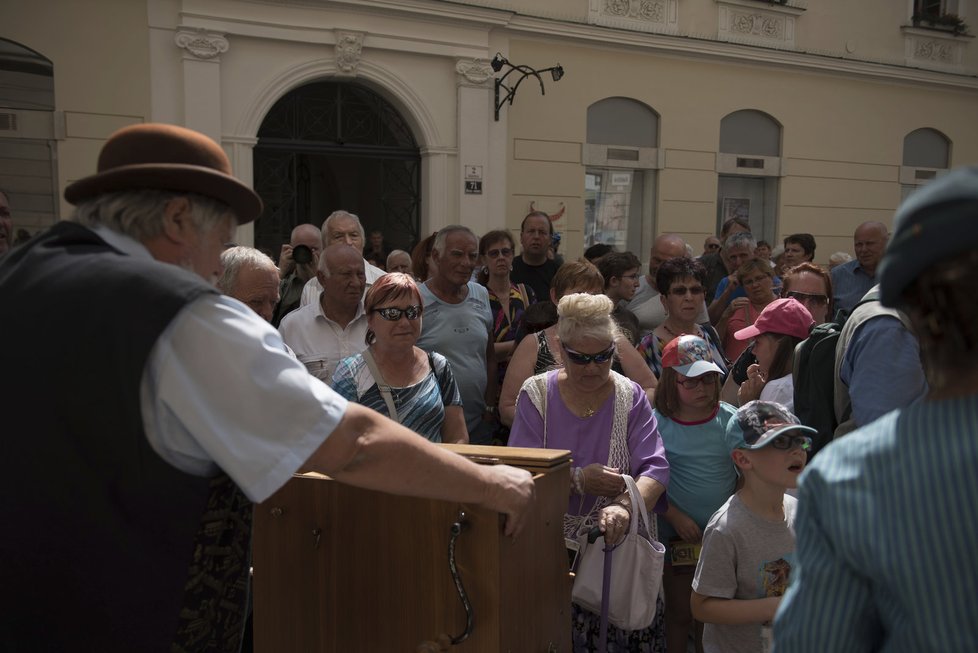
left=176, top=0, right=978, bottom=92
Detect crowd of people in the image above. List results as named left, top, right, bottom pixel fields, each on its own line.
left=1, top=120, right=975, bottom=653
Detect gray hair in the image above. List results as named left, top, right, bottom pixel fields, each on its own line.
left=218, top=246, right=276, bottom=294
left=322, top=210, right=364, bottom=245
left=387, top=249, right=410, bottom=265
left=724, top=231, right=757, bottom=252
left=828, top=251, right=853, bottom=267
left=71, top=189, right=231, bottom=242
left=556, top=293, right=622, bottom=345
left=432, top=225, right=478, bottom=256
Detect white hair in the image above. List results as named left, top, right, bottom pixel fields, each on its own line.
left=72, top=189, right=231, bottom=242
left=829, top=251, right=853, bottom=267
left=218, top=246, right=276, bottom=294
left=432, top=225, right=477, bottom=256
left=321, top=210, right=364, bottom=246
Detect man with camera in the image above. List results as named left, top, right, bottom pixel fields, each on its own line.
left=272, top=222, right=321, bottom=326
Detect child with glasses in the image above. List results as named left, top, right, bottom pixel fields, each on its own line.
left=652, top=335, right=739, bottom=653
left=691, top=401, right=815, bottom=653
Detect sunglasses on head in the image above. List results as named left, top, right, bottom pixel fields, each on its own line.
left=373, top=305, right=422, bottom=321
left=562, top=343, right=616, bottom=365
left=769, top=434, right=813, bottom=451
left=785, top=290, right=829, bottom=307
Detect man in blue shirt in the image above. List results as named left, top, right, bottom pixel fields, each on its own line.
left=774, top=166, right=978, bottom=652
left=829, top=221, right=888, bottom=315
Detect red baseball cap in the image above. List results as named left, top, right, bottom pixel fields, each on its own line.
left=734, top=297, right=813, bottom=341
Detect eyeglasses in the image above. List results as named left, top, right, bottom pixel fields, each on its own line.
left=621, top=273, right=640, bottom=280
left=562, top=343, right=616, bottom=365
left=785, top=291, right=829, bottom=307
left=486, top=247, right=513, bottom=258
left=677, top=372, right=719, bottom=389
left=769, top=434, right=813, bottom=451
left=669, top=285, right=705, bottom=296
left=705, top=244, right=720, bottom=251
left=373, top=305, right=422, bottom=321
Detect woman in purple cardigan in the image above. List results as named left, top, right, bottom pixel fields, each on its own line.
left=509, top=292, right=670, bottom=653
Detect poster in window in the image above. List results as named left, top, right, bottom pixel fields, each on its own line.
left=722, top=197, right=750, bottom=222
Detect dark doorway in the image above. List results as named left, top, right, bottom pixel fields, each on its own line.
left=253, top=81, right=421, bottom=258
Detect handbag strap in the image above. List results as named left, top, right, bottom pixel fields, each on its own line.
left=622, top=474, right=652, bottom=540
left=362, top=348, right=399, bottom=422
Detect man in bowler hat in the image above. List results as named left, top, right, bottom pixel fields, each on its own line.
left=0, top=123, right=534, bottom=652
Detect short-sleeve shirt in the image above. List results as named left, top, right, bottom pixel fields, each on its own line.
left=693, top=493, right=798, bottom=653
left=330, top=350, right=461, bottom=442
left=278, top=299, right=369, bottom=382
left=653, top=404, right=738, bottom=552
left=416, top=281, right=493, bottom=439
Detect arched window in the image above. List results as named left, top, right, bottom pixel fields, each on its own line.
left=583, top=98, right=659, bottom=254
left=0, top=38, right=58, bottom=234
left=716, top=109, right=782, bottom=245
left=901, top=127, right=951, bottom=199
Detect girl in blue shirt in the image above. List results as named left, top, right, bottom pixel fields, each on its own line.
left=653, top=334, right=739, bottom=653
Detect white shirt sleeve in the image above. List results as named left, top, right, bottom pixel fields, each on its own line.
left=140, top=294, right=348, bottom=503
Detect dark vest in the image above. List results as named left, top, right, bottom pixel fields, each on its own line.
left=0, top=222, right=252, bottom=652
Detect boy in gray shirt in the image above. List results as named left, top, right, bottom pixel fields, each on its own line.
left=691, top=401, right=815, bottom=653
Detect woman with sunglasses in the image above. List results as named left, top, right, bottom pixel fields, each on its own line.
left=331, top=273, right=468, bottom=443
left=716, top=258, right=778, bottom=363
left=637, top=257, right=728, bottom=379
left=780, top=262, right=833, bottom=325
left=509, top=292, right=669, bottom=652
left=478, top=230, right=535, bottom=391
left=499, top=259, right=658, bottom=426
left=652, top=335, right=738, bottom=653
left=733, top=297, right=814, bottom=411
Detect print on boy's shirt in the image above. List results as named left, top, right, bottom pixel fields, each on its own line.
left=757, top=553, right=796, bottom=597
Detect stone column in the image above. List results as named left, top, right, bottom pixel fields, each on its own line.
left=455, top=58, right=494, bottom=235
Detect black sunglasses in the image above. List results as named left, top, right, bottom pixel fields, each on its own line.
left=562, top=343, right=616, bottom=365
left=785, top=291, right=829, bottom=307
left=373, top=305, right=422, bottom=321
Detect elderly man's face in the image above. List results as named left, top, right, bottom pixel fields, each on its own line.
left=321, top=246, right=366, bottom=310
left=723, top=245, right=753, bottom=274
left=186, top=214, right=235, bottom=284
left=434, top=231, right=479, bottom=289
left=232, top=264, right=280, bottom=323
left=387, top=252, right=412, bottom=274
left=327, top=216, right=364, bottom=253
left=853, top=224, right=888, bottom=272
left=0, top=192, right=12, bottom=255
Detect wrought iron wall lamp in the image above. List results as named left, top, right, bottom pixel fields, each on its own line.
left=491, top=53, right=564, bottom=121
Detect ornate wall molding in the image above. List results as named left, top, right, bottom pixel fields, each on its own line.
left=587, top=0, right=679, bottom=35
left=717, top=0, right=804, bottom=50
left=174, top=29, right=229, bottom=60
left=334, top=30, right=364, bottom=76
left=902, top=26, right=969, bottom=72
left=455, top=58, right=494, bottom=87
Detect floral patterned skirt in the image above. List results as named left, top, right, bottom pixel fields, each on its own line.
left=571, top=595, right=667, bottom=653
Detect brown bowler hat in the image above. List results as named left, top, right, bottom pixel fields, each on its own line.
left=64, top=123, right=263, bottom=224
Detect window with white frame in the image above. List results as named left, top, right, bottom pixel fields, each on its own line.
left=584, top=97, right=659, bottom=255
left=900, top=127, right=951, bottom=200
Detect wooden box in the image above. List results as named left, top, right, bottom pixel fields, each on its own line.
left=252, top=444, right=572, bottom=652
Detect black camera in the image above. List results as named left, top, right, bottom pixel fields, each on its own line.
left=292, top=244, right=314, bottom=265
